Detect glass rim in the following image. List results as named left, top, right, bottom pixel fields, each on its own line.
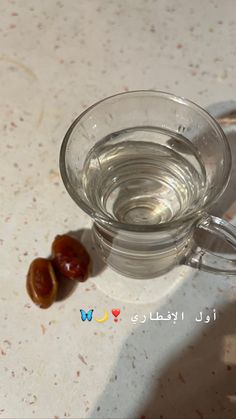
left=60, top=90, right=232, bottom=232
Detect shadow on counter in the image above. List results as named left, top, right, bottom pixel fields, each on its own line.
left=137, top=300, right=236, bottom=419
left=89, top=283, right=236, bottom=419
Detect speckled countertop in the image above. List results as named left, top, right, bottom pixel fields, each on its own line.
left=1, top=1, right=236, bottom=418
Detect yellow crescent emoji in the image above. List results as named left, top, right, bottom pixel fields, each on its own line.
left=94, top=310, right=109, bottom=323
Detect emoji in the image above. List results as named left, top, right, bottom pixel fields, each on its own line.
left=80, top=309, right=93, bottom=321
left=112, top=309, right=120, bottom=319
left=94, top=310, right=109, bottom=323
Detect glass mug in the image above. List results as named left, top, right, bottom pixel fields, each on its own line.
left=60, top=91, right=236, bottom=278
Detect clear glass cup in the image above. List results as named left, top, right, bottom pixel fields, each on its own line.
left=60, top=91, right=236, bottom=278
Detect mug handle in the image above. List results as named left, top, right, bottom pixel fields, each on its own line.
left=186, top=215, right=236, bottom=274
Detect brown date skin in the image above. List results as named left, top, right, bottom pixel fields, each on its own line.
left=52, top=234, right=91, bottom=281
left=26, top=258, right=58, bottom=309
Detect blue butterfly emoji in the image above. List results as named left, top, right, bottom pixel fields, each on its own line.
left=80, top=309, right=94, bottom=322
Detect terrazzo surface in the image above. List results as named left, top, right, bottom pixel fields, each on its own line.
left=1, top=1, right=236, bottom=418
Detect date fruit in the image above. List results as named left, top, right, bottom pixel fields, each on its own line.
left=26, top=258, right=58, bottom=309
left=52, top=234, right=90, bottom=281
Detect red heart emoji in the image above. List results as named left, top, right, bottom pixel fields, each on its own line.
left=112, top=309, right=120, bottom=318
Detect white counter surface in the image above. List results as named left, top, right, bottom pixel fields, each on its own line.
left=1, top=1, right=236, bottom=418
